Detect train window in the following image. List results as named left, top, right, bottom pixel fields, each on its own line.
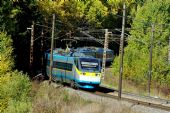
left=47, top=60, right=50, bottom=66
left=67, top=63, right=73, bottom=71
left=79, top=58, right=100, bottom=72
left=55, top=62, right=66, bottom=70
left=53, top=61, right=72, bottom=71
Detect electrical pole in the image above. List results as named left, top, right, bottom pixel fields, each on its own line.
left=118, top=1, right=126, bottom=99
left=29, top=21, right=34, bottom=77
left=168, top=36, right=170, bottom=64
left=148, top=24, right=154, bottom=96
left=49, top=14, right=55, bottom=84
left=41, top=29, right=44, bottom=76
left=101, top=29, right=109, bottom=80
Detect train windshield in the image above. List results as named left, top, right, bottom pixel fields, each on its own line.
left=107, top=51, right=114, bottom=58
left=79, top=58, right=100, bottom=72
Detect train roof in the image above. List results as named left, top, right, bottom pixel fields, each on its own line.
left=45, top=48, right=95, bottom=58
left=45, top=47, right=114, bottom=60
left=76, top=47, right=113, bottom=52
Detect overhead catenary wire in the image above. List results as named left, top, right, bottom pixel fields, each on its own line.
left=29, top=0, right=170, bottom=46
left=31, top=23, right=166, bottom=48
left=111, top=9, right=170, bottom=27
left=35, top=23, right=52, bottom=29
left=36, top=0, right=170, bottom=30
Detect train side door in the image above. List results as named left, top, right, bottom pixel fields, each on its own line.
left=73, top=58, right=79, bottom=80
left=65, top=57, right=73, bottom=83
left=52, top=56, right=66, bottom=82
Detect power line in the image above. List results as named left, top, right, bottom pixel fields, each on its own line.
left=35, top=23, right=52, bottom=29
left=33, top=28, right=52, bottom=42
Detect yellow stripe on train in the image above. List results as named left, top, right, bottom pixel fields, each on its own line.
left=75, top=67, right=101, bottom=77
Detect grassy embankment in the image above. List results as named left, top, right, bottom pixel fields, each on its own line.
left=102, top=68, right=170, bottom=99
left=31, top=81, right=139, bottom=113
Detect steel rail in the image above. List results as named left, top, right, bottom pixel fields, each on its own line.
left=74, top=84, right=170, bottom=111
left=92, top=87, right=170, bottom=112
left=100, top=85, right=170, bottom=104
left=122, top=91, right=170, bottom=104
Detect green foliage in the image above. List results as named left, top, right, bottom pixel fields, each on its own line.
left=85, top=0, right=108, bottom=28
left=0, top=71, right=32, bottom=113
left=113, top=0, right=170, bottom=86
left=0, top=32, right=14, bottom=74
left=37, top=0, right=108, bottom=28
left=37, top=0, right=141, bottom=29
left=4, top=100, right=32, bottom=113
left=0, top=1, right=21, bottom=34
left=0, top=31, right=32, bottom=112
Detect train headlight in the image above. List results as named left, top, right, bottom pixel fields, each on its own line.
left=95, top=73, right=100, bottom=76
left=81, top=72, right=86, bottom=76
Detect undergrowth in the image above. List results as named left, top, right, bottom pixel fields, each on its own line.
left=32, top=81, right=139, bottom=113
left=103, top=68, right=170, bottom=99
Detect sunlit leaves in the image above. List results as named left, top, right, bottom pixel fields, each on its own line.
left=37, top=0, right=108, bottom=28
left=85, top=0, right=108, bottom=27
left=113, top=0, right=170, bottom=86
left=0, top=31, right=31, bottom=112
left=0, top=32, right=14, bottom=74
left=0, top=71, right=31, bottom=113
left=9, top=8, right=21, bottom=18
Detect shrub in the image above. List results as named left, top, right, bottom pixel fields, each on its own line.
left=0, top=71, right=32, bottom=113
left=0, top=31, right=32, bottom=113
left=0, top=32, right=14, bottom=74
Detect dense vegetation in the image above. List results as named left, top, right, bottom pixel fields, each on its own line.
left=0, top=0, right=141, bottom=72
left=1, top=0, right=170, bottom=112
left=113, top=0, right=170, bottom=94
left=0, top=32, right=31, bottom=112
left=32, top=81, right=138, bottom=113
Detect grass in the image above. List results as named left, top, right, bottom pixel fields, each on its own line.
left=103, top=68, right=170, bottom=99
left=31, top=81, right=140, bottom=113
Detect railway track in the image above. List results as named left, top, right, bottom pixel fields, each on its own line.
left=33, top=76, right=170, bottom=112
left=90, top=85, right=170, bottom=112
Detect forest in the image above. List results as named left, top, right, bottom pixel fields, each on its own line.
left=0, top=0, right=170, bottom=112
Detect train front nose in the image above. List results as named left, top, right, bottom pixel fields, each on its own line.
left=76, top=73, right=101, bottom=89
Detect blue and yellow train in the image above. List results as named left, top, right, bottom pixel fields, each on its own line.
left=45, top=49, right=101, bottom=89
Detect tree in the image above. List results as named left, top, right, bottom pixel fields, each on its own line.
left=37, top=0, right=108, bottom=29
left=0, top=1, right=20, bottom=34
left=0, top=32, right=14, bottom=73
left=113, top=0, right=170, bottom=86
left=0, top=31, right=31, bottom=113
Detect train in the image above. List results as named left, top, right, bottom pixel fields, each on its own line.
left=75, top=47, right=114, bottom=65
left=45, top=48, right=102, bottom=89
